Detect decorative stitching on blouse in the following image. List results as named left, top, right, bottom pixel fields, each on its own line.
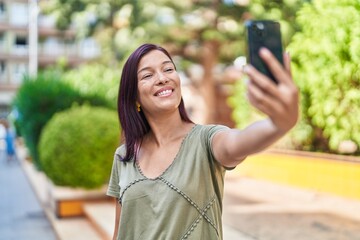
left=119, top=178, right=147, bottom=203
left=159, top=177, right=219, bottom=237
left=180, top=197, right=217, bottom=239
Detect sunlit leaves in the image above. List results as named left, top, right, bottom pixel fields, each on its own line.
left=62, top=64, right=120, bottom=108
left=289, top=0, right=360, bottom=153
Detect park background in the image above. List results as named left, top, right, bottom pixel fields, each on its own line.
left=0, top=0, right=360, bottom=239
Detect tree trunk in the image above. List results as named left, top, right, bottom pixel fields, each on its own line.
left=200, top=40, right=219, bottom=124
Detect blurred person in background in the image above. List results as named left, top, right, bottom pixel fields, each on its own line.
left=0, top=119, right=5, bottom=161
left=1, top=119, right=17, bottom=164
left=107, top=43, right=298, bottom=240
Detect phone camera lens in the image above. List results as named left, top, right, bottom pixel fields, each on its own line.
left=254, top=22, right=264, bottom=37
left=256, top=22, right=264, bottom=30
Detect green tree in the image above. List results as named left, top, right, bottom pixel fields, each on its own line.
left=42, top=0, right=304, bottom=123
left=288, top=0, right=360, bottom=154
left=62, top=63, right=120, bottom=109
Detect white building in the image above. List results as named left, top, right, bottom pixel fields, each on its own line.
left=0, top=0, right=100, bottom=117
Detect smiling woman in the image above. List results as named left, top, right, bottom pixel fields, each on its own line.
left=107, top=43, right=299, bottom=240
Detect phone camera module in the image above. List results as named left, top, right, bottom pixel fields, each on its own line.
left=255, top=23, right=264, bottom=37
left=256, top=22, right=264, bottom=30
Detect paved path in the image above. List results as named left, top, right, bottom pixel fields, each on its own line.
left=0, top=150, right=57, bottom=240
left=223, top=173, right=360, bottom=240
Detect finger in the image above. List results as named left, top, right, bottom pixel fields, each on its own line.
left=245, top=64, right=298, bottom=113
left=247, top=90, right=280, bottom=117
left=244, top=65, right=280, bottom=99
left=283, top=52, right=292, bottom=78
left=247, top=80, right=285, bottom=116
left=259, top=48, right=292, bottom=85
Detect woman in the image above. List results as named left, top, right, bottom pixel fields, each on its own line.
left=107, top=43, right=298, bottom=240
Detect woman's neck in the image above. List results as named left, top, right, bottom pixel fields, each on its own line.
left=144, top=113, right=194, bottom=147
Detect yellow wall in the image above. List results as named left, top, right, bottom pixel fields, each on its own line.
left=235, top=152, right=360, bottom=200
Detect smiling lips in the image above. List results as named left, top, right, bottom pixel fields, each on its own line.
left=155, top=89, right=173, bottom=97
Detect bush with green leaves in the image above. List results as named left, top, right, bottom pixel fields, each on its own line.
left=12, top=70, right=112, bottom=169
left=288, top=0, right=360, bottom=154
left=39, top=105, right=120, bottom=189
left=62, top=64, right=120, bottom=110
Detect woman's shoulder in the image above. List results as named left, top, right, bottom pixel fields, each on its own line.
left=114, top=144, right=126, bottom=160
left=114, top=144, right=137, bottom=164
left=185, top=124, right=229, bottom=145
left=193, top=124, right=229, bottom=134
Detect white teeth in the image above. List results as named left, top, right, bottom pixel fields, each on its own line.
left=157, top=90, right=172, bottom=96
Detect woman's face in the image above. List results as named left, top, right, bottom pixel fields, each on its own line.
left=137, top=50, right=182, bottom=115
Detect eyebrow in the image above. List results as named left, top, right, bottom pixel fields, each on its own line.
left=137, top=60, right=173, bottom=75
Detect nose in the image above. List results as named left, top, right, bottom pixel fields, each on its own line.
left=156, top=72, right=169, bottom=84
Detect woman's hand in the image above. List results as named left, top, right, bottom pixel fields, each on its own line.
left=244, top=47, right=299, bottom=133
left=212, top=47, right=299, bottom=168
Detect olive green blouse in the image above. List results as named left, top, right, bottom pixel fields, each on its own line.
left=107, top=124, right=230, bottom=240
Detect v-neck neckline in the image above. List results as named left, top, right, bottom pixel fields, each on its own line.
left=135, top=124, right=197, bottom=180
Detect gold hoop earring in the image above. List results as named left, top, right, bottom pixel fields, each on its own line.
left=136, top=103, right=141, bottom=112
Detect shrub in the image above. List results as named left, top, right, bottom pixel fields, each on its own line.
left=288, top=0, right=360, bottom=154
left=12, top=70, right=112, bottom=169
left=62, top=64, right=120, bottom=110
left=39, top=105, right=120, bottom=189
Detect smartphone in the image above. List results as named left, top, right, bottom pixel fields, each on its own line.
left=245, top=20, right=284, bottom=84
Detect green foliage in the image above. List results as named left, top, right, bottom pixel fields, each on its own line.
left=39, top=105, right=120, bottom=189
left=12, top=71, right=112, bottom=169
left=288, top=0, right=360, bottom=153
left=62, top=64, right=120, bottom=109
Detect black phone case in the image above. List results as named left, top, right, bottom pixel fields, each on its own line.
left=245, top=20, right=284, bottom=84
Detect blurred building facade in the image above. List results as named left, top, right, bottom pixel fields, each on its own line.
left=0, top=0, right=100, bottom=117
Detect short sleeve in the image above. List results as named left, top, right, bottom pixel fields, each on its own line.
left=202, top=124, right=233, bottom=170
left=106, top=146, right=124, bottom=198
